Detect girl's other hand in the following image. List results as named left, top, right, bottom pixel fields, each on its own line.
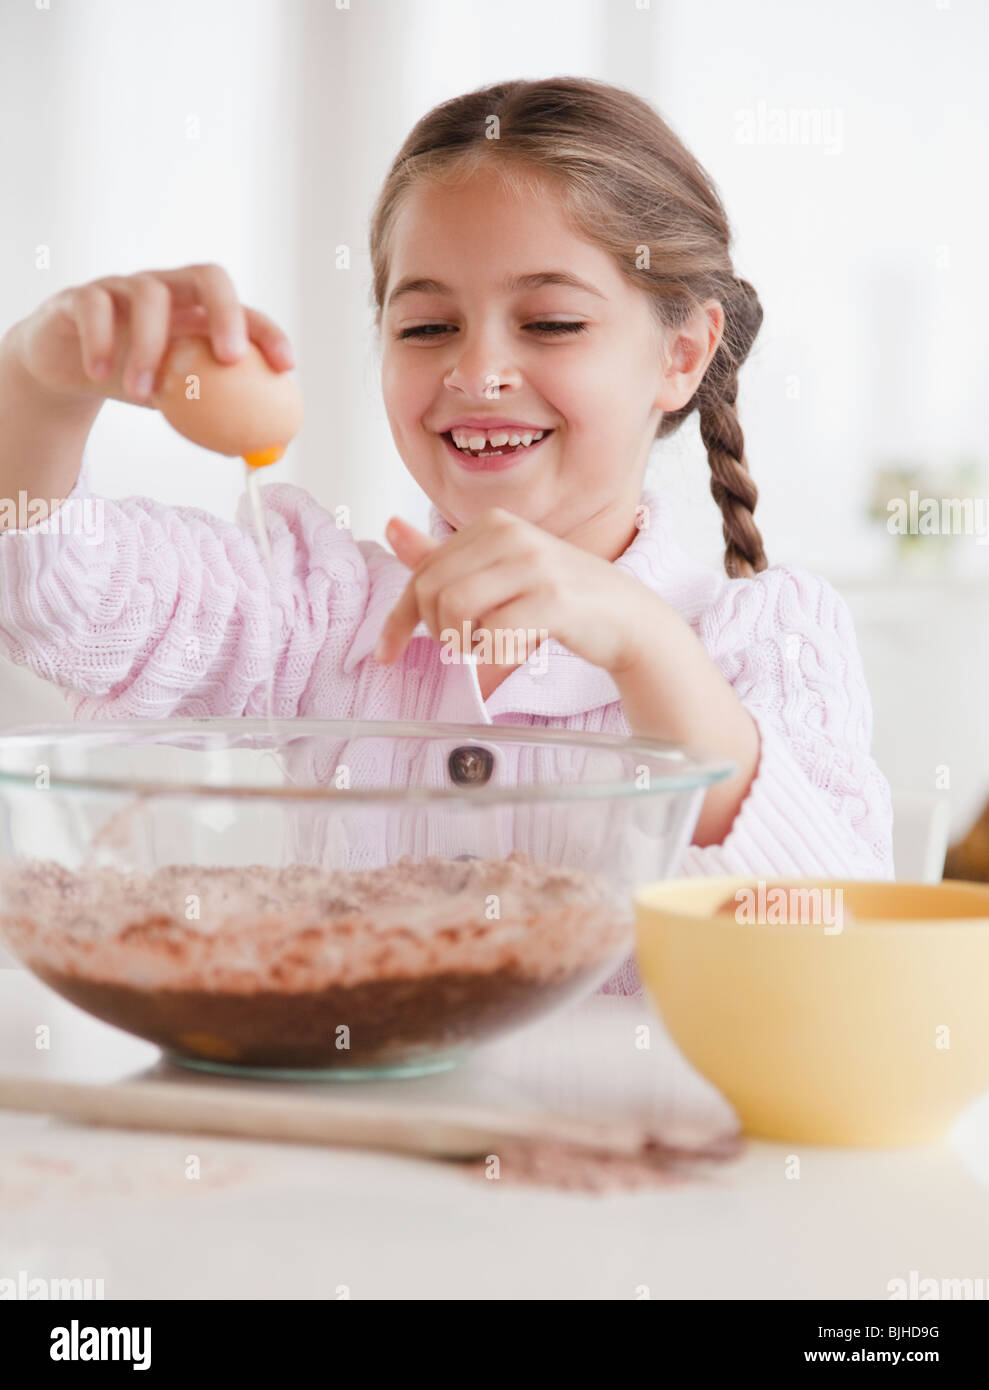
left=375, top=506, right=658, bottom=677
left=10, top=263, right=296, bottom=407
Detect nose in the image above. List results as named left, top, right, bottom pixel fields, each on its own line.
left=443, top=322, right=523, bottom=399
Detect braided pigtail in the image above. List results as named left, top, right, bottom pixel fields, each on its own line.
left=656, top=276, right=768, bottom=578
left=698, top=277, right=768, bottom=578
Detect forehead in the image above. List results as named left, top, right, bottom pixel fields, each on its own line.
left=384, top=168, right=622, bottom=299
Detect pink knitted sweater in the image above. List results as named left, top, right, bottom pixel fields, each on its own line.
left=0, top=454, right=895, bottom=995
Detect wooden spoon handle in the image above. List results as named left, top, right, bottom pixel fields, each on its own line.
left=0, top=1074, right=645, bottom=1160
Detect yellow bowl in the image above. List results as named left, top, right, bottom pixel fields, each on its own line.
left=635, top=877, right=989, bottom=1147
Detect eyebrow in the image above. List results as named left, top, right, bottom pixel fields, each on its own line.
left=386, top=270, right=607, bottom=308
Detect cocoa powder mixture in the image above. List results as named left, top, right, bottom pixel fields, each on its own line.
left=0, top=851, right=631, bottom=1071
left=451, top=1135, right=742, bottom=1192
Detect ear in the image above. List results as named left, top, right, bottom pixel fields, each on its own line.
left=654, top=299, right=726, bottom=412
left=385, top=517, right=439, bottom=568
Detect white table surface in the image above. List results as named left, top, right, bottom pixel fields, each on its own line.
left=2, top=965, right=989, bottom=1301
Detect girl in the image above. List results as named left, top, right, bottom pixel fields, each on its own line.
left=0, top=78, right=894, bottom=996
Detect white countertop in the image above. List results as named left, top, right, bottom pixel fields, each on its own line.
left=3, top=966, right=989, bottom=1301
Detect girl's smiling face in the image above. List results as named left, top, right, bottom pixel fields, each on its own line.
left=379, top=166, right=705, bottom=558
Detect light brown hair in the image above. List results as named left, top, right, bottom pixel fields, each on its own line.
left=369, top=76, right=768, bottom=578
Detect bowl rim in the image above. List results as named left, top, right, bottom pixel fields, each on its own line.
left=635, top=874, right=989, bottom=928
left=0, top=717, right=737, bottom=806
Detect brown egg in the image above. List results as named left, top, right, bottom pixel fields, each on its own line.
left=151, top=336, right=303, bottom=461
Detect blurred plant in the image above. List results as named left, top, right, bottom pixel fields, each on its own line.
left=867, top=456, right=988, bottom=571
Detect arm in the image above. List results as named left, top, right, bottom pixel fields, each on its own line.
left=0, top=322, right=102, bottom=519
left=611, top=599, right=761, bottom=847
left=600, top=568, right=894, bottom=998
left=2, top=262, right=294, bottom=523
left=614, top=566, right=894, bottom=878
left=0, top=475, right=369, bottom=719
left=0, top=266, right=335, bottom=718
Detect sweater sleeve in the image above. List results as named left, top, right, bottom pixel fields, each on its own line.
left=0, top=453, right=368, bottom=719
left=676, top=564, right=895, bottom=881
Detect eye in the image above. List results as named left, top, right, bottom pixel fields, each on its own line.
left=527, top=321, right=588, bottom=336
left=396, top=324, right=453, bottom=340
left=396, top=320, right=588, bottom=341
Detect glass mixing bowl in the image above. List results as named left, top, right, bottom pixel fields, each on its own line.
left=0, top=718, right=733, bottom=1080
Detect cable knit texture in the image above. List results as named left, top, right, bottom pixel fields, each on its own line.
left=0, top=453, right=895, bottom=997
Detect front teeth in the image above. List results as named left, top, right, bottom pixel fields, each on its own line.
left=451, top=428, right=544, bottom=454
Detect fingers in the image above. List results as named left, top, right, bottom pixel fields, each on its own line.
left=470, top=595, right=547, bottom=664
left=384, top=517, right=437, bottom=569
left=377, top=510, right=547, bottom=665
left=88, top=270, right=208, bottom=402
left=92, top=275, right=170, bottom=401
left=375, top=577, right=421, bottom=663
left=189, top=263, right=248, bottom=362
left=159, top=302, right=295, bottom=371
left=145, top=268, right=294, bottom=369
left=391, top=518, right=533, bottom=626
left=145, top=263, right=247, bottom=364
left=377, top=511, right=538, bottom=662
left=67, top=283, right=116, bottom=383
left=431, top=557, right=533, bottom=645
left=120, top=274, right=172, bottom=400
left=79, top=264, right=296, bottom=405
left=377, top=556, right=536, bottom=665
left=244, top=306, right=295, bottom=371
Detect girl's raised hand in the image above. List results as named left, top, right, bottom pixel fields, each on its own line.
left=11, top=263, right=295, bottom=406
left=374, top=506, right=658, bottom=678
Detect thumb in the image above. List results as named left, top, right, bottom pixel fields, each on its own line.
left=385, top=516, right=438, bottom=568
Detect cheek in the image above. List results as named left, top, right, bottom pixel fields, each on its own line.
left=382, top=357, right=426, bottom=431
left=381, top=342, right=422, bottom=390
left=564, top=341, right=657, bottom=426
left=414, top=372, right=444, bottom=424
left=542, top=343, right=637, bottom=414
left=379, top=353, right=400, bottom=416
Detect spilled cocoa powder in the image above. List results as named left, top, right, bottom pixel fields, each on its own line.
left=450, top=1135, right=742, bottom=1193
left=0, top=851, right=631, bottom=1070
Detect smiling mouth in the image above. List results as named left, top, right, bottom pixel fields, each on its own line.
left=440, top=429, right=554, bottom=460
